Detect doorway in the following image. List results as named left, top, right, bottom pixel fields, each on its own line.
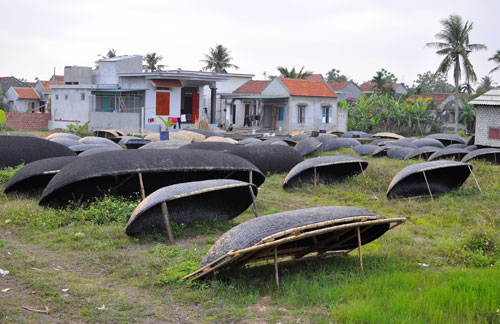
left=264, top=105, right=272, bottom=128
left=181, top=87, right=199, bottom=123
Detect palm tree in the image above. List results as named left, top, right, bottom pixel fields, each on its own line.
left=489, top=50, right=500, bottom=74
left=201, top=44, right=239, bottom=73
left=459, top=83, right=475, bottom=94
left=143, top=53, right=165, bottom=72
left=477, top=76, right=496, bottom=92
left=326, top=68, right=348, bottom=82
left=426, top=14, right=487, bottom=131
left=371, top=71, right=387, bottom=92
left=276, top=66, right=312, bottom=79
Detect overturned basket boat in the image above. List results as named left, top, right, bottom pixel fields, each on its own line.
left=387, top=161, right=473, bottom=199
left=126, top=179, right=258, bottom=236
left=228, top=145, right=304, bottom=175
left=184, top=206, right=405, bottom=282
left=39, top=149, right=265, bottom=205
left=4, top=156, right=79, bottom=193
left=283, top=156, right=368, bottom=188
left=295, top=138, right=322, bottom=156
left=461, top=148, right=500, bottom=164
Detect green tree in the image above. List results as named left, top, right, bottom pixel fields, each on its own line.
left=426, top=14, right=487, bottom=131
left=201, top=44, right=239, bottom=73
left=143, top=53, right=165, bottom=72
left=459, top=83, right=475, bottom=94
left=459, top=101, right=476, bottom=133
left=95, top=49, right=117, bottom=68
left=489, top=50, right=500, bottom=74
left=412, top=71, right=454, bottom=93
left=326, top=68, right=348, bottom=82
left=477, top=76, right=496, bottom=92
left=276, top=66, right=312, bottom=79
left=371, top=68, right=398, bottom=94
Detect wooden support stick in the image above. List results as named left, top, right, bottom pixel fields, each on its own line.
left=356, top=226, right=364, bottom=273
left=313, top=167, right=318, bottom=186
left=248, top=185, right=259, bottom=217
left=138, top=173, right=146, bottom=199
left=249, top=170, right=253, bottom=184
left=274, top=246, right=279, bottom=287
left=422, top=171, right=433, bottom=200
left=468, top=165, right=483, bottom=194
left=359, top=162, right=365, bottom=177
left=160, top=202, right=175, bottom=243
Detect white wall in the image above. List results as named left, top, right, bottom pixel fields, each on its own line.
left=49, top=87, right=91, bottom=129
left=261, top=78, right=290, bottom=96
left=5, top=88, right=39, bottom=112
left=144, top=87, right=182, bottom=129
left=288, top=96, right=339, bottom=131
left=94, top=57, right=142, bottom=85
left=89, top=111, right=141, bottom=132
left=64, top=66, right=92, bottom=84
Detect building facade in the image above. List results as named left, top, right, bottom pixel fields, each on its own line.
left=470, top=90, right=500, bottom=147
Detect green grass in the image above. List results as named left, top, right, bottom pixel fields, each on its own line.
left=1, top=148, right=499, bottom=323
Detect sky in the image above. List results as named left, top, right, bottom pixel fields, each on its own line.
left=1, top=0, right=499, bottom=87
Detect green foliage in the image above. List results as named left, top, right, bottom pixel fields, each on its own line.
left=326, top=68, right=348, bottom=82
left=276, top=66, right=312, bottom=79
left=340, top=93, right=436, bottom=135
left=411, top=71, right=454, bottom=94
left=459, top=101, right=476, bottom=133
left=488, top=49, right=500, bottom=74
left=66, top=120, right=92, bottom=137
left=158, top=116, right=174, bottom=130
left=201, top=44, right=239, bottom=73
left=477, top=75, right=496, bottom=92
left=0, top=109, right=6, bottom=125
left=143, top=52, right=165, bottom=72
left=0, top=165, right=23, bottom=182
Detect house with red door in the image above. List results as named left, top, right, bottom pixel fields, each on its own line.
left=50, top=55, right=252, bottom=132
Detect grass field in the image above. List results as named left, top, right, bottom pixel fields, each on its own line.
left=0, top=148, right=499, bottom=323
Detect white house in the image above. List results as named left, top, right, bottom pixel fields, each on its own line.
left=470, top=89, right=500, bottom=147
left=5, top=87, right=41, bottom=112
left=50, top=55, right=252, bottom=132
left=221, top=78, right=347, bottom=132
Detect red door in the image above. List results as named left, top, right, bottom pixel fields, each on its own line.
left=192, top=92, right=199, bottom=123
left=156, top=92, right=170, bottom=115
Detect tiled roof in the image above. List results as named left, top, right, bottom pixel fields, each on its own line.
left=328, top=81, right=349, bottom=91
left=304, top=74, right=324, bottom=81
left=0, top=77, right=9, bottom=83
left=360, top=82, right=402, bottom=92
left=279, top=78, right=337, bottom=98
left=13, top=87, right=40, bottom=100
left=151, top=79, right=183, bottom=87
left=53, top=75, right=64, bottom=82
left=411, top=94, right=453, bottom=105
left=234, top=80, right=270, bottom=94
left=25, top=82, right=36, bottom=87
left=41, top=81, right=64, bottom=92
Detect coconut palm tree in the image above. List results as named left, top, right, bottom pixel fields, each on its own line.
left=276, top=66, right=312, bottom=79
left=489, top=50, right=500, bottom=74
left=426, top=14, right=487, bottom=131
left=143, top=53, right=165, bottom=72
left=477, top=76, right=496, bottom=92
left=201, top=44, right=239, bottom=73
left=459, top=83, right=475, bottom=94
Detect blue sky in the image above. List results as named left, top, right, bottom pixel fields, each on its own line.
left=1, top=0, right=499, bottom=86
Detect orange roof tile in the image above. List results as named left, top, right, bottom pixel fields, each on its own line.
left=328, top=81, right=349, bottom=91
left=279, top=78, right=337, bottom=98
left=13, top=87, right=40, bottom=100
left=151, top=79, right=183, bottom=87
left=305, top=74, right=324, bottom=81
left=234, top=80, right=270, bottom=94
left=41, top=81, right=64, bottom=92
left=411, top=93, right=454, bottom=105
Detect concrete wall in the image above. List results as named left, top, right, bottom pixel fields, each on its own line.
left=475, top=106, right=500, bottom=147
left=261, top=79, right=289, bottom=96
left=95, top=57, right=142, bottom=85
left=204, top=75, right=253, bottom=124
left=89, top=112, right=141, bottom=132
left=49, top=87, right=91, bottom=129
left=288, top=96, right=339, bottom=131
left=144, top=87, right=182, bottom=130
left=5, top=112, right=50, bottom=131
left=336, top=82, right=363, bottom=101
left=64, top=66, right=92, bottom=84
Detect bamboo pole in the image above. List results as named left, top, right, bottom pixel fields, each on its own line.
left=248, top=185, right=259, bottom=218
left=160, top=202, right=175, bottom=243
left=467, top=165, right=483, bottom=194
left=138, top=172, right=146, bottom=199
left=422, top=171, right=433, bottom=200
left=313, top=167, right=318, bottom=185
left=359, top=162, right=365, bottom=177
left=357, top=226, right=363, bottom=273
left=274, top=246, right=279, bottom=287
